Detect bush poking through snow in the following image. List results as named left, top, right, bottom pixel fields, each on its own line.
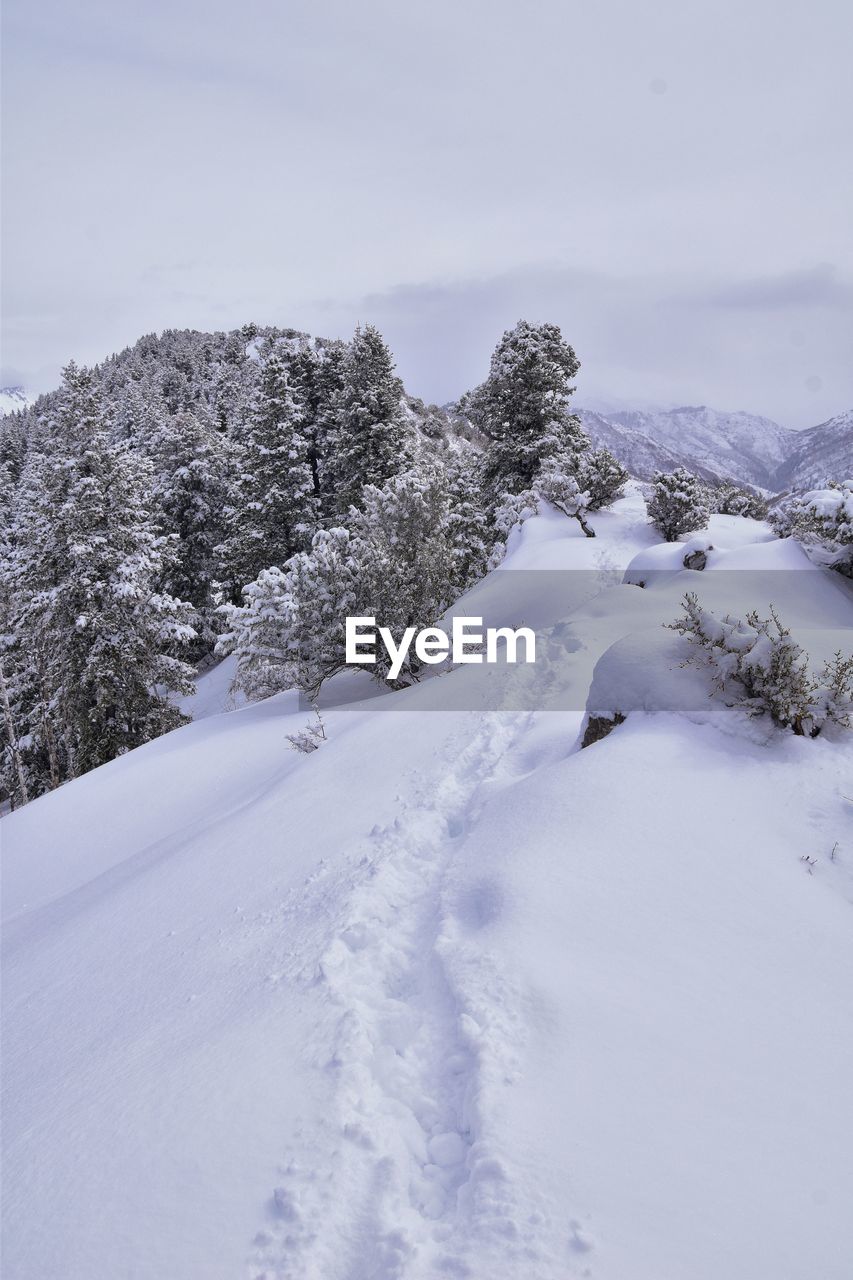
left=668, top=592, right=853, bottom=736
left=770, top=480, right=853, bottom=577
left=536, top=463, right=595, bottom=537
left=647, top=469, right=709, bottom=542
left=286, top=706, right=327, bottom=753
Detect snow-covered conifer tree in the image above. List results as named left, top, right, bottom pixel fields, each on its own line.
left=460, top=320, right=586, bottom=498
left=289, top=338, right=348, bottom=517
left=220, top=527, right=359, bottom=701
left=9, top=364, right=196, bottom=785
left=442, top=449, right=493, bottom=592
left=647, top=468, right=709, bottom=541
left=217, top=351, right=317, bottom=601
left=329, top=325, right=407, bottom=513
left=150, top=409, right=235, bottom=654
left=575, top=447, right=629, bottom=511
left=348, top=467, right=456, bottom=685
left=707, top=482, right=769, bottom=520
left=223, top=464, right=462, bottom=699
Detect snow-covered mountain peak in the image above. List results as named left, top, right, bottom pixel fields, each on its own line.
left=0, top=385, right=35, bottom=416
left=578, top=400, right=851, bottom=492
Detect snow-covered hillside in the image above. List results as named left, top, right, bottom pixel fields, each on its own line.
left=3, top=488, right=853, bottom=1280
left=581, top=404, right=795, bottom=490
left=0, top=385, right=36, bottom=416
left=578, top=402, right=853, bottom=494
left=778, top=409, right=853, bottom=491
left=577, top=408, right=697, bottom=482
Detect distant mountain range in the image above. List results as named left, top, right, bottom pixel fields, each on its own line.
left=0, top=386, right=36, bottom=416
left=577, top=404, right=852, bottom=493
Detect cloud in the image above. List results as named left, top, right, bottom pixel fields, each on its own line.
left=703, top=264, right=853, bottom=311
left=3, top=0, right=852, bottom=429
left=304, top=263, right=853, bottom=427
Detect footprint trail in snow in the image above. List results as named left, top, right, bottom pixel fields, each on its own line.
left=248, top=709, right=592, bottom=1279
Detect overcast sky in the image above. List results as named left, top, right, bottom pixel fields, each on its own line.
left=2, top=0, right=852, bottom=426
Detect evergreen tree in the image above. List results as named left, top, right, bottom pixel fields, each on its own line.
left=576, top=447, right=629, bottom=511
left=461, top=320, right=586, bottom=498
left=216, top=351, right=317, bottom=601
left=349, top=467, right=456, bottom=684
left=112, top=381, right=168, bottom=451
left=0, top=488, right=30, bottom=808
left=220, top=528, right=359, bottom=702
left=9, top=364, right=196, bottom=786
left=647, top=468, right=709, bottom=541
left=330, top=325, right=406, bottom=513
left=443, top=449, right=494, bottom=592
left=150, top=409, right=235, bottom=654
left=223, top=465, right=463, bottom=700
left=290, top=338, right=348, bottom=516
left=707, top=482, right=769, bottom=520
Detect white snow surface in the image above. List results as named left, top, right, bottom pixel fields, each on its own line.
left=3, top=486, right=853, bottom=1280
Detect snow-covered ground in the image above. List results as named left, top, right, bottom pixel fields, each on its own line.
left=3, top=487, right=853, bottom=1279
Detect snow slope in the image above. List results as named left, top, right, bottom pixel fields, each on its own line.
left=777, top=408, right=853, bottom=491
left=3, top=489, right=853, bottom=1280
left=601, top=405, right=794, bottom=489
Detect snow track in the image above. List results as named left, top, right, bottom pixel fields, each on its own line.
left=7, top=493, right=852, bottom=1280
left=248, top=711, right=575, bottom=1280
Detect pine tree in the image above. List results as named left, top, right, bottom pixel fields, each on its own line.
left=0, top=490, right=30, bottom=808
left=575, top=447, right=629, bottom=511
left=647, top=468, right=709, bottom=541
left=112, top=381, right=168, bottom=451
left=289, top=338, right=348, bottom=517
left=329, top=325, right=407, bottom=513
left=349, top=466, right=456, bottom=684
left=150, top=409, right=235, bottom=654
left=222, top=465, right=462, bottom=700
left=443, top=449, right=494, bottom=592
left=216, top=351, right=317, bottom=601
left=707, top=482, right=768, bottom=520
left=220, top=528, right=359, bottom=702
left=2, top=450, right=68, bottom=792
left=9, top=364, right=196, bottom=785
left=461, top=320, right=587, bottom=498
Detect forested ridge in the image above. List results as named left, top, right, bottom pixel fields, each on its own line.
left=2, top=319, right=849, bottom=808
